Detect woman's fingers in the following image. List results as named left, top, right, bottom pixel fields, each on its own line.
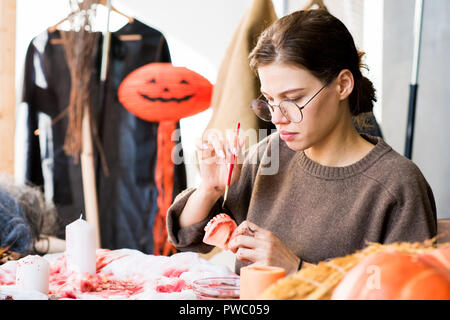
left=225, top=130, right=239, bottom=156
left=228, top=220, right=300, bottom=275
left=195, top=138, right=209, bottom=151
left=233, top=220, right=270, bottom=240
left=208, top=134, right=226, bottom=161
left=235, top=247, right=257, bottom=263
left=228, top=234, right=260, bottom=253
left=228, top=221, right=273, bottom=265
left=198, top=130, right=245, bottom=165
left=239, top=136, right=245, bottom=148
left=195, top=138, right=214, bottom=161
left=195, top=131, right=244, bottom=187
left=226, top=130, right=246, bottom=158
left=196, top=137, right=225, bottom=167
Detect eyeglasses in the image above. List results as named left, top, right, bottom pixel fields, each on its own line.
left=250, top=83, right=328, bottom=123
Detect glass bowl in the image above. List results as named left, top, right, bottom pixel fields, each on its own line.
left=192, top=276, right=240, bottom=300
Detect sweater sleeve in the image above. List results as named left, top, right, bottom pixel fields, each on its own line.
left=382, top=163, right=437, bottom=244
left=166, top=187, right=224, bottom=253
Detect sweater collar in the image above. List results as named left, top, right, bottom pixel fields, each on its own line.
left=295, top=134, right=392, bottom=180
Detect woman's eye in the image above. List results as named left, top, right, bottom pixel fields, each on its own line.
left=289, top=97, right=303, bottom=102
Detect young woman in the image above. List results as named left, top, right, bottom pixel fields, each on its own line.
left=166, top=10, right=436, bottom=275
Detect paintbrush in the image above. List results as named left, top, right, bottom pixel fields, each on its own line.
left=222, top=122, right=241, bottom=209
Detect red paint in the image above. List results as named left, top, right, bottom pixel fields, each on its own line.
left=162, top=268, right=188, bottom=278
left=203, top=214, right=237, bottom=250
left=156, top=279, right=186, bottom=293
left=193, top=277, right=240, bottom=300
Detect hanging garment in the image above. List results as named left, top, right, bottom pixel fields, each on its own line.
left=16, top=19, right=187, bottom=254
left=204, top=0, right=278, bottom=144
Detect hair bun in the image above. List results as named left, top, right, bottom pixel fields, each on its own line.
left=355, top=76, right=377, bottom=115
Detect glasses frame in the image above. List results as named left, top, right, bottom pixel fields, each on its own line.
left=252, top=82, right=329, bottom=123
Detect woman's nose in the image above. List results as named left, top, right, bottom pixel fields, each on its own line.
left=271, top=106, right=290, bottom=125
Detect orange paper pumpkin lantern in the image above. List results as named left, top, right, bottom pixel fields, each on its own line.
left=118, top=62, right=213, bottom=122
left=117, top=63, right=213, bottom=257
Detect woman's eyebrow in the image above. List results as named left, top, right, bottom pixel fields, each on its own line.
left=261, top=88, right=306, bottom=97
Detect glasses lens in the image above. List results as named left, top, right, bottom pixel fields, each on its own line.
left=251, top=99, right=272, bottom=122
left=280, top=101, right=303, bottom=123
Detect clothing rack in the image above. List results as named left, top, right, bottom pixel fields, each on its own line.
left=404, top=0, right=424, bottom=159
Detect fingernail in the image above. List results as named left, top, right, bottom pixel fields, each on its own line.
left=201, top=144, right=209, bottom=149
left=218, top=150, right=226, bottom=158
left=231, top=147, right=238, bottom=155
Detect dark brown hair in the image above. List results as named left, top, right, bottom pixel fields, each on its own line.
left=249, top=10, right=376, bottom=117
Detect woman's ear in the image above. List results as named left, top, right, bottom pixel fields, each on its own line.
left=336, top=69, right=354, bottom=101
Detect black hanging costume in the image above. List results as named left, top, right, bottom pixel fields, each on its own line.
left=16, top=19, right=187, bottom=254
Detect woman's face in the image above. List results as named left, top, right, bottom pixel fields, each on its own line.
left=257, top=62, right=345, bottom=151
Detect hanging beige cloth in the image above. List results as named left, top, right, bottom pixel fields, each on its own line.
left=204, top=0, right=278, bottom=144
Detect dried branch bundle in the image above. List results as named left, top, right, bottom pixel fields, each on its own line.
left=61, top=0, right=100, bottom=163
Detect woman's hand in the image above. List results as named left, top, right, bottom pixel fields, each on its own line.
left=178, top=130, right=244, bottom=229
left=195, top=130, right=245, bottom=195
left=227, top=220, right=301, bottom=275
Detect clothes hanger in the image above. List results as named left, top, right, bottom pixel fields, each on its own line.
left=303, top=0, right=328, bottom=11
left=48, top=11, right=76, bottom=33
left=98, top=0, right=134, bottom=24
left=97, top=1, right=141, bottom=42
left=48, top=0, right=134, bottom=34
left=48, top=0, right=138, bottom=45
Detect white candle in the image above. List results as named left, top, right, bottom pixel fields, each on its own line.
left=65, top=217, right=97, bottom=275
left=16, top=255, right=50, bottom=294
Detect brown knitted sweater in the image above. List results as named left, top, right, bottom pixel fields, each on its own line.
left=166, top=133, right=437, bottom=274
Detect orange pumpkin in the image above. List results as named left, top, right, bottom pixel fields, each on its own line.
left=331, top=248, right=450, bottom=300
left=118, top=62, right=212, bottom=122
left=417, top=247, right=450, bottom=278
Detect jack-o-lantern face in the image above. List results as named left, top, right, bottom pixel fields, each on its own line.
left=118, top=62, right=213, bottom=122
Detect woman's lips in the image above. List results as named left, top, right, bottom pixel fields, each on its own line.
left=279, top=130, right=297, bottom=141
